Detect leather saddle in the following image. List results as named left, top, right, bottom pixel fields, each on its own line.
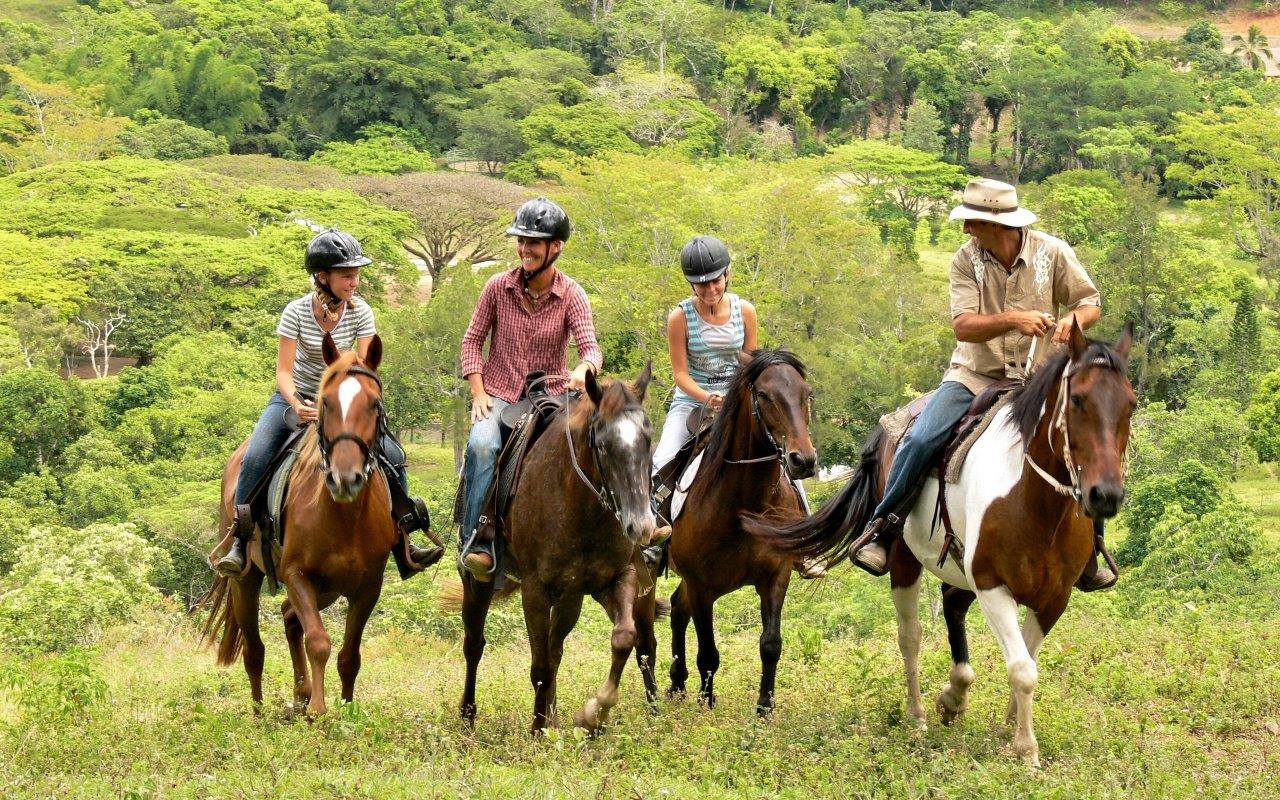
left=652, top=404, right=716, bottom=527
left=470, top=372, right=567, bottom=549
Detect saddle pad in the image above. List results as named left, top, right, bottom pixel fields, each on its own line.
left=669, top=451, right=705, bottom=523
left=943, top=395, right=1014, bottom=484
left=267, top=448, right=301, bottom=531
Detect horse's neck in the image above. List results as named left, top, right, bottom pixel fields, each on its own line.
left=1003, top=383, right=1076, bottom=537
left=703, top=394, right=780, bottom=508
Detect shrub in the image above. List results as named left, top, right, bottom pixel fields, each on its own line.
left=1128, top=399, right=1253, bottom=484
left=309, top=125, right=436, bottom=175
left=1117, top=459, right=1223, bottom=567
left=60, top=465, right=138, bottom=526
left=0, top=647, right=107, bottom=724
left=0, top=522, right=168, bottom=653
left=116, top=118, right=229, bottom=161
left=1247, top=368, right=1280, bottom=462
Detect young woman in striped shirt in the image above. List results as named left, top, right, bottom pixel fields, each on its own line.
left=213, top=229, right=441, bottom=578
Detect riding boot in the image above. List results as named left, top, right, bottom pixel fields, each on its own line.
left=213, top=504, right=254, bottom=576
left=461, top=538, right=495, bottom=582
left=642, top=539, right=668, bottom=571
left=1076, top=523, right=1119, bottom=592
left=849, top=514, right=901, bottom=577
left=385, top=471, right=445, bottom=580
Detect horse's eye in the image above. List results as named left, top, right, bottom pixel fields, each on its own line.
left=1070, top=394, right=1084, bottom=410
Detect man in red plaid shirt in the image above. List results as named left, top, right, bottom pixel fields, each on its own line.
left=457, top=197, right=603, bottom=581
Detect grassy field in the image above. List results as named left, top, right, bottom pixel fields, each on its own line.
left=2, top=562, right=1278, bottom=799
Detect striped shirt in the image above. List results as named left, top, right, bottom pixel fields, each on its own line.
left=460, top=267, right=603, bottom=403
left=276, top=292, right=376, bottom=397
left=674, top=293, right=744, bottom=404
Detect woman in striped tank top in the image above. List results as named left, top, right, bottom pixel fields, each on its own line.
left=213, top=229, right=441, bottom=579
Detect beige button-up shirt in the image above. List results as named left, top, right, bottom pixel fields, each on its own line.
left=943, top=228, right=1101, bottom=394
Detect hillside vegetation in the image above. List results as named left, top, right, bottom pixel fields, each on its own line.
left=0, top=2, right=1278, bottom=796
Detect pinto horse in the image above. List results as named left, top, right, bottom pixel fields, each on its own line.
left=455, top=363, right=660, bottom=734
left=666, top=349, right=817, bottom=714
left=748, top=322, right=1135, bottom=766
left=201, top=334, right=397, bottom=716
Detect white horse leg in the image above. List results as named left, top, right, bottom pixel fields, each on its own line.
left=892, top=580, right=926, bottom=729
left=1004, top=611, right=1046, bottom=730
left=976, top=586, right=1040, bottom=767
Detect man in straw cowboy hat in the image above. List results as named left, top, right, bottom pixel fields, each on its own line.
left=850, top=177, right=1117, bottom=592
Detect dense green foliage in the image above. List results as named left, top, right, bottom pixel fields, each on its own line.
left=0, top=2, right=1277, bottom=792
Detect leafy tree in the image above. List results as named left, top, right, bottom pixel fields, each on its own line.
left=115, top=116, right=228, bottom=160
left=900, top=98, right=944, bottom=156
left=607, top=0, right=708, bottom=77
left=508, top=101, right=639, bottom=180
left=1123, top=498, right=1262, bottom=605
left=1117, top=459, right=1223, bottom=567
left=1230, top=24, right=1272, bottom=72
left=1226, top=275, right=1262, bottom=406
left=454, top=107, right=526, bottom=174
left=0, top=368, right=93, bottom=472
left=309, top=126, right=436, bottom=175
left=1077, top=123, right=1156, bottom=178
left=1, top=303, right=74, bottom=370
left=1128, top=398, right=1254, bottom=485
left=0, top=67, right=128, bottom=174
left=1246, top=368, right=1280, bottom=462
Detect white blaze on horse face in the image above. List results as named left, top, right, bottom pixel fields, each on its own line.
left=337, top=376, right=362, bottom=421
left=613, top=417, right=641, bottom=449
left=900, top=405, right=1026, bottom=591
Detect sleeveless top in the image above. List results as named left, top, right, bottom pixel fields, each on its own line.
left=673, top=293, right=745, bottom=405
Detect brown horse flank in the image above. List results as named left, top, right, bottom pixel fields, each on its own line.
left=747, top=321, right=1135, bottom=766
left=200, top=334, right=397, bottom=716
left=456, top=363, right=660, bottom=734
left=666, top=348, right=816, bottom=714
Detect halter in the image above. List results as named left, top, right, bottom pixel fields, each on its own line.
left=315, top=363, right=386, bottom=480
left=1022, top=354, right=1125, bottom=503
left=564, top=402, right=626, bottom=524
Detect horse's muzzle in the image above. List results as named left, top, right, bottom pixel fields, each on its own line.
left=325, top=470, right=366, bottom=503
left=784, top=450, right=818, bottom=481
left=1084, top=482, right=1125, bottom=519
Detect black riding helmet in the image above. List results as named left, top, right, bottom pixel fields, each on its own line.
left=506, top=197, right=572, bottom=242
left=680, top=235, right=730, bottom=283
left=305, top=228, right=372, bottom=273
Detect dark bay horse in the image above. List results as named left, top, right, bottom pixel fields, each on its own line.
left=202, top=334, right=397, bottom=716
left=748, top=322, right=1135, bottom=766
left=667, top=349, right=817, bottom=714
left=455, top=363, right=660, bottom=733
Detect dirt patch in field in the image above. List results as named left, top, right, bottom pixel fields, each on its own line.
left=1119, top=8, right=1280, bottom=40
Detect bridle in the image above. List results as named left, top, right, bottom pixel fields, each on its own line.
left=564, top=399, right=630, bottom=524
left=1023, top=354, right=1127, bottom=504
left=725, top=389, right=787, bottom=467
left=315, top=363, right=386, bottom=480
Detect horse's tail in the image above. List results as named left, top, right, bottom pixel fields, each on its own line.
left=743, top=425, right=885, bottom=561
left=437, top=577, right=520, bottom=613
left=192, top=575, right=243, bottom=667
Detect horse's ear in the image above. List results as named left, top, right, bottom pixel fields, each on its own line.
left=737, top=349, right=754, bottom=367
left=1068, top=316, right=1088, bottom=359
left=1113, top=321, right=1134, bottom=361
left=322, top=332, right=340, bottom=365
left=585, top=367, right=603, bottom=405
left=633, top=359, right=652, bottom=402
left=364, top=334, right=382, bottom=372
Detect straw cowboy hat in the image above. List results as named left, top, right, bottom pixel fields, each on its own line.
left=948, top=178, right=1038, bottom=228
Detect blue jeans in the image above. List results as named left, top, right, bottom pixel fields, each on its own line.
left=235, top=391, right=410, bottom=506
left=872, top=381, right=974, bottom=520
left=460, top=397, right=511, bottom=552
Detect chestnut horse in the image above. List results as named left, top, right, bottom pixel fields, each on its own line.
left=201, top=334, right=397, bottom=716
left=666, top=349, right=817, bottom=714
left=748, top=322, right=1135, bottom=766
left=456, top=363, right=660, bottom=733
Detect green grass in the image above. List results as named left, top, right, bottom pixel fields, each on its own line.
left=1234, top=465, right=1280, bottom=543
left=2, top=565, right=1278, bottom=798
left=0, top=0, right=76, bottom=27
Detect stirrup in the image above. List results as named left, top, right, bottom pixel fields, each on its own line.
left=213, top=536, right=246, bottom=577
left=849, top=514, right=898, bottom=578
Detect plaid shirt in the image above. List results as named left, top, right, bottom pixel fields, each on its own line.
left=460, top=267, right=604, bottom=403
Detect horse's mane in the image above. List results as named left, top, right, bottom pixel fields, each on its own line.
left=702, top=348, right=806, bottom=467
left=294, top=351, right=363, bottom=501
left=1006, top=340, right=1126, bottom=451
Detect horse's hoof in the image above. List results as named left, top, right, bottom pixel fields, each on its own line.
left=666, top=685, right=686, bottom=700
left=573, top=699, right=606, bottom=732
left=697, top=692, right=716, bottom=709
left=1017, top=748, right=1041, bottom=769
left=755, top=703, right=774, bottom=719
left=935, top=692, right=967, bottom=725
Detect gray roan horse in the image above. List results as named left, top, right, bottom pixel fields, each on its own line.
left=450, top=363, right=660, bottom=734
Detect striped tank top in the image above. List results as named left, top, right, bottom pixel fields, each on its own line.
left=275, top=292, right=377, bottom=397
left=674, top=293, right=744, bottom=404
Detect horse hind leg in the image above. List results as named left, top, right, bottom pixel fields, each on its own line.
left=574, top=570, right=639, bottom=733
left=936, top=583, right=977, bottom=725
left=667, top=582, right=691, bottom=699
left=976, top=586, right=1041, bottom=767
left=521, top=586, right=556, bottom=733
left=232, top=570, right=266, bottom=710
left=755, top=570, right=789, bottom=716
left=889, top=544, right=926, bottom=729
left=459, top=577, right=495, bottom=726
left=337, top=585, right=381, bottom=703
left=689, top=589, right=720, bottom=708
left=282, top=599, right=311, bottom=708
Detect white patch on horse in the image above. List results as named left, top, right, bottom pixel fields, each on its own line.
left=337, top=376, right=362, bottom=421
left=900, top=405, right=1025, bottom=590
left=614, top=417, right=640, bottom=448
